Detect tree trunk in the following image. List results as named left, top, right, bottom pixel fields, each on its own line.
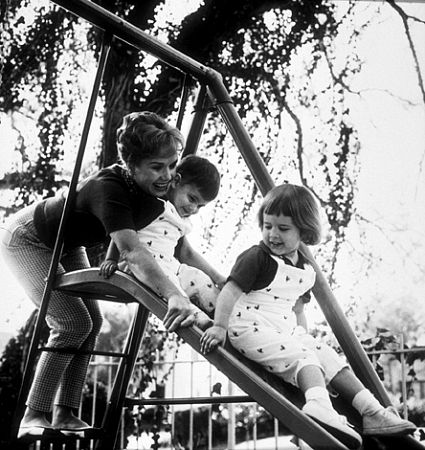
left=99, top=42, right=139, bottom=167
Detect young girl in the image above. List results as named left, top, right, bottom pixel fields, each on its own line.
left=200, top=184, right=415, bottom=448
left=2, top=111, right=196, bottom=438
left=100, top=155, right=225, bottom=329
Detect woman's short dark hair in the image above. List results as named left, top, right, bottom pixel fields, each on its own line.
left=117, top=111, right=184, bottom=170
left=177, top=155, right=220, bottom=201
left=258, top=184, right=321, bottom=245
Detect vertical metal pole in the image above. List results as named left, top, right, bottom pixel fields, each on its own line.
left=91, top=360, right=98, bottom=450
left=182, top=84, right=209, bottom=157
left=189, top=351, right=194, bottom=450
left=171, top=358, right=176, bottom=438
left=400, top=334, right=408, bottom=419
left=10, top=32, right=112, bottom=443
left=176, top=74, right=191, bottom=131
left=227, top=381, right=235, bottom=450
left=253, top=403, right=257, bottom=449
left=388, top=357, right=394, bottom=393
left=208, top=363, right=212, bottom=450
left=107, top=356, right=113, bottom=398
left=97, top=304, right=150, bottom=450
left=274, top=417, right=278, bottom=450
left=120, top=409, right=125, bottom=450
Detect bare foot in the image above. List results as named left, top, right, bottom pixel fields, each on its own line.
left=20, top=408, right=52, bottom=429
left=52, top=406, right=91, bottom=430
left=53, top=416, right=91, bottom=430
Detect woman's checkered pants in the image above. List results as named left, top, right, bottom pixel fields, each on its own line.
left=1, top=204, right=103, bottom=412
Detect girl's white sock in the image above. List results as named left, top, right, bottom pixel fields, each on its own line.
left=352, top=389, right=383, bottom=416
left=305, top=386, right=332, bottom=406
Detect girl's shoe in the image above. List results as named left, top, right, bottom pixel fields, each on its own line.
left=362, top=406, right=416, bottom=436
left=302, top=400, right=362, bottom=449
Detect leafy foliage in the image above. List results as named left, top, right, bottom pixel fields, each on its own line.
left=1, top=2, right=81, bottom=210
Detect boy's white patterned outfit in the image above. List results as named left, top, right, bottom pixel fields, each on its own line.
left=120, top=200, right=218, bottom=313
left=121, top=200, right=191, bottom=288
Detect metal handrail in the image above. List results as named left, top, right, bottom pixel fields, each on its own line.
left=50, top=0, right=211, bottom=80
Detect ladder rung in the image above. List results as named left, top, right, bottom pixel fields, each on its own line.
left=40, top=347, right=129, bottom=358
left=17, top=427, right=104, bottom=443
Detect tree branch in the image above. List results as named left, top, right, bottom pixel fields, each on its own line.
left=386, top=0, right=425, bottom=105
left=386, top=0, right=425, bottom=200
left=356, top=212, right=425, bottom=276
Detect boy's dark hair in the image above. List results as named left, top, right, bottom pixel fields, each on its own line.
left=258, top=184, right=321, bottom=245
left=177, top=155, right=220, bottom=201
left=117, top=111, right=184, bottom=171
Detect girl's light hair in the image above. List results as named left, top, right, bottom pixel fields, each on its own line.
left=258, top=184, right=321, bottom=245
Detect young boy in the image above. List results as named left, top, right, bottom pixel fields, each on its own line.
left=100, top=155, right=225, bottom=329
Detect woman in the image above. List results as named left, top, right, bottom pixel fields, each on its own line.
left=1, top=111, right=195, bottom=436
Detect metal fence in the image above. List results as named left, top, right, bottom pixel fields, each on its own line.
left=84, top=339, right=425, bottom=450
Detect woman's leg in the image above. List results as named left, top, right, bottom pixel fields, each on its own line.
left=52, top=247, right=103, bottom=428
left=1, top=216, right=96, bottom=427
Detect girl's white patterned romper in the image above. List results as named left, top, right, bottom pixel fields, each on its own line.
left=228, top=254, right=347, bottom=387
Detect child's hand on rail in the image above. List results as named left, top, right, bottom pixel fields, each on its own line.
left=99, top=260, right=118, bottom=279
left=200, top=325, right=226, bottom=354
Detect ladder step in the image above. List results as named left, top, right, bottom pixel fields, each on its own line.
left=17, top=427, right=104, bottom=444
left=39, top=347, right=128, bottom=358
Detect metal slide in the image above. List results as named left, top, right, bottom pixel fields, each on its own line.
left=54, top=268, right=424, bottom=450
